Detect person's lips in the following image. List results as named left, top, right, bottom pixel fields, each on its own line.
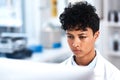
left=72, top=50, right=81, bottom=53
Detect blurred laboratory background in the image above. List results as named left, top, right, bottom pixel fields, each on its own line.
left=0, top=0, right=120, bottom=70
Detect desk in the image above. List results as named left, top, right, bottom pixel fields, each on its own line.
left=0, top=37, right=72, bottom=63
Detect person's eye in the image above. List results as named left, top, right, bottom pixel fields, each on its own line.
left=79, top=36, right=87, bottom=39
left=67, top=35, right=74, bottom=39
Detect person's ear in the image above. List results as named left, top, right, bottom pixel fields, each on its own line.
left=94, top=31, right=99, bottom=40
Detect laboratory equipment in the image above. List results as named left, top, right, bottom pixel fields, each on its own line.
left=0, top=33, right=32, bottom=59
left=41, top=21, right=62, bottom=48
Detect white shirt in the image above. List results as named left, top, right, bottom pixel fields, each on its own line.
left=61, top=49, right=120, bottom=80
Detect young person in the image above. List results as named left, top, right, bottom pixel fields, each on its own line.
left=59, top=1, right=120, bottom=80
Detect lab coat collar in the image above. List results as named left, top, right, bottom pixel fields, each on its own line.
left=64, top=49, right=99, bottom=68
left=63, top=49, right=105, bottom=79
left=94, top=50, right=106, bottom=80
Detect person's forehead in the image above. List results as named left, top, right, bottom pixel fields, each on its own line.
left=66, top=28, right=92, bottom=33
left=66, top=30, right=91, bottom=36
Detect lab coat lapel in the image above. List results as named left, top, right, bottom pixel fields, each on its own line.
left=94, top=53, right=106, bottom=80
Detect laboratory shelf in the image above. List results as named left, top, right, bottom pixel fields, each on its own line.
left=108, top=51, right=120, bottom=57
left=26, top=37, right=72, bottom=63
left=0, top=36, right=72, bottom=63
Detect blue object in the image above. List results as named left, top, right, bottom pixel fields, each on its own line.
left=28, top=45, right=43, bottom=53
left=52, top=42, right=62, bottom=48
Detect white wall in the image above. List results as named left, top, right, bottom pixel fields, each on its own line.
left=24, top=0, right=42, bottom=45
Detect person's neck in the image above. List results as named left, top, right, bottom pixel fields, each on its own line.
left=74, top=49, right=96, bottom=66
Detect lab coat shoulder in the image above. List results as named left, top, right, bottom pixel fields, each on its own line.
left=61, top=53, right=120, bottom=80
left=94, top=53, right=120, bottom=80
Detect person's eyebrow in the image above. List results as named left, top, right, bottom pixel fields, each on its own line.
left=66, top=33, right=71, bottom=35
left=78, top=32, right=87, bottom=36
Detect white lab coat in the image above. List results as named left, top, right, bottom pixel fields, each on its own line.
left=61, top=50, right=120, bottom=80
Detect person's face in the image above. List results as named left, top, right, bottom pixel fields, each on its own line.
left=66, top=28, right=99, bottom=58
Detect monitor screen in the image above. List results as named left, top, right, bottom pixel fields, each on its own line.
left=0, top=58, right=94, bottom=80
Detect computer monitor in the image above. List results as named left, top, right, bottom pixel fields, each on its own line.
left=0, top=58, right=94, bottom=80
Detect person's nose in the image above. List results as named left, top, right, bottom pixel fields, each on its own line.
left=72, top=38, right=81, bottom=47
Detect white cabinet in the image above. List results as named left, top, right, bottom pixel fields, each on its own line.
left=0, top=0, right=22, bottom=27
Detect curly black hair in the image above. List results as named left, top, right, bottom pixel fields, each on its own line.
left=59, top=1, right=100, bottom=34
